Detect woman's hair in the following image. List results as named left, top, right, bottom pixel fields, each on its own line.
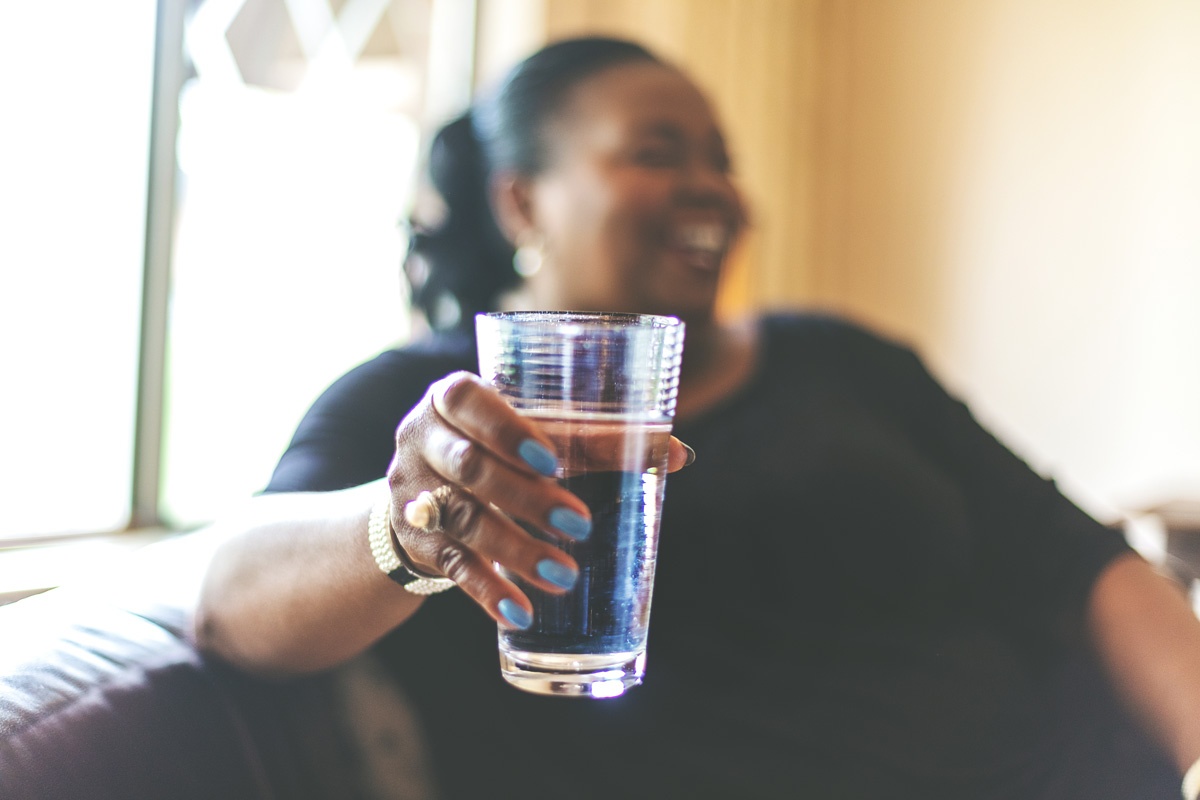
left=405, top=36, right=663, bottom=333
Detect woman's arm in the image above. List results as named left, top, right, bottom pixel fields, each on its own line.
left=1089, top=552, right=1200, bottom=776
left=193, top=374, right=589, bottom=676
left=194, top=372, right=694, bottom=677
left=193, top=480, right=426, bottom=676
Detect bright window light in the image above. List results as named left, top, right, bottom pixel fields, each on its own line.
left=161, top=0, right=427, bottom=527
left=0, top=2, right=157, bottom=539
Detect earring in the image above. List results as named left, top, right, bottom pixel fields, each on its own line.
left=512, top=237, right=544, bottom=277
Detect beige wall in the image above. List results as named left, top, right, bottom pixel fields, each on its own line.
left=481, top=0, right=1200, bottom=520
left=813, top=0, right=1200, bottom=519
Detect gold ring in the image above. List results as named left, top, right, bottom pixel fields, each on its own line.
left=403, top=485, right=454, bottom=532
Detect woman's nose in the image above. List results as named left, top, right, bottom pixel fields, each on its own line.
left=678, top=159, right=740, bottom=211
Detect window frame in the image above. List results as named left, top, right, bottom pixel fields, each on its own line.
left=0, top=0, right=482, bottom=602
left=131, top=0, right=187, bottom=531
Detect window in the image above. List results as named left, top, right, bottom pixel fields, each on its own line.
left=0, top=0, right=477, bottom=544
left=0, top=2, right=157, bottom=540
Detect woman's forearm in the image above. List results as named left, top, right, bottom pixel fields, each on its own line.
left=193, top=480, right=426, bottom=676
left=1089, top=551, right=1200, bottom=775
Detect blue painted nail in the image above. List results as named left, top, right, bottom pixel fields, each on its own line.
left=518, top=439, right=558, bottom=477
left=549, top=507, right=592, bottom=541
left=498, top=598, right=532, bottom=629
left=537, top=559, right=578, bottom=590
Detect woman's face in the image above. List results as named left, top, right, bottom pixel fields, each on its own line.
left=519, top=62, right=746, bottom=323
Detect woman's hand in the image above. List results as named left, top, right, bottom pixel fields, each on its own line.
left=386, top=371, right=691, bottom=630
left=194, top=371, right=690, bottom=676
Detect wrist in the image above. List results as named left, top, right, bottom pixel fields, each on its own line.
left=367, top=495, right=456, bottom=595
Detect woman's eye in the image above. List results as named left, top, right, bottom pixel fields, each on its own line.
left=633, top=148, right=681, bottom=167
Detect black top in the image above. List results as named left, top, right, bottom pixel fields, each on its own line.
left=267, top=314, right=1174, bottom=799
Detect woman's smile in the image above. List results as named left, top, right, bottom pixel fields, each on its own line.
left=667, top=219, right=734, bottom=274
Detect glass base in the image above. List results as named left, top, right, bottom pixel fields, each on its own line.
left=499, top=648, right=645, bottom=698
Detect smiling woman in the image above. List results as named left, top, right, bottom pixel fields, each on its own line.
left=188, top=34, right=1193, bottom=799
left=5, top=5, right=1200, bottom=798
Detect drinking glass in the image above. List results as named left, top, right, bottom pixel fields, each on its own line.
left=476, top=311, right=685, bottom=698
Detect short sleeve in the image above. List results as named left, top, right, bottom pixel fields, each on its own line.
left=264, top=338, right=477, bottom=494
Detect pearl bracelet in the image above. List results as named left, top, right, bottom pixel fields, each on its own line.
left=1183, top=754, right=1200, bottom=800
left=367, top=497, right=455, bottom=595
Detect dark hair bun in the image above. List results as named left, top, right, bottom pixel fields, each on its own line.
left=405, top=112, right=517, bottom=332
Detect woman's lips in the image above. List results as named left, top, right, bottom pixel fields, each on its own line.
left=671, top=222, right=730, bottom=273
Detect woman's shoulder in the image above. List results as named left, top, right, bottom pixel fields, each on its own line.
left=331, top=331, right=478, bottom=397
left=290, top=331, right=479, bottom=447
left=265, top=332, right=477, bottom=493
left=759, top=310, right=918, bottom=367
left=752, top=311, right=950, bottom=421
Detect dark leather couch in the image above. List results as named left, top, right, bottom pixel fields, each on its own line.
left=0, top=534, right=371, bottom=800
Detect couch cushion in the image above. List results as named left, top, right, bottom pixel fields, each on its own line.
left=0, top=583, right=359, bottom=799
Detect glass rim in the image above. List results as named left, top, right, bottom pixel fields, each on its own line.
left=475, top=310, right=683, bottom=329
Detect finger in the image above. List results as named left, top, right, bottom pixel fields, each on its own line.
left=422, top=423, right=591, bottom=542
left=666, top=436, right=696, bottom=473
left=395, top=483, right=579, bottom=592
left=427, top=372, right=561, bottom=478
left=544, top=423, right=679, bottom=477
left=427, top=372, right=692, bottom=478
left=415, top=540, right=537, bottom=631
left=434, top=490, right=579, bottom=594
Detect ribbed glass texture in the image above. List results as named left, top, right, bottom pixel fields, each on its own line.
left=475, top=312, right=685, bottom=420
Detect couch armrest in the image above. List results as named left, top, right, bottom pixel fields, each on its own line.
left=0, top=540, right=361, bottom=800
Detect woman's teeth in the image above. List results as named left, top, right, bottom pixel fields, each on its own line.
left=677, top=224, right=726, bottom=254
left=672, top=224, right=728, bottom=273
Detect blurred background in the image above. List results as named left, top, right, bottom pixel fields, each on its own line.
left=1, top=0, right=1197, bottom=573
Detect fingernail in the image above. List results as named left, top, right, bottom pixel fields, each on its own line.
left=518, top=439, right=558, bottom=477
left=682, top=442, right=697, bottom=467
left=537, top=559, right=578, bottom=590
left=549, top=507, right=592, bottom=541
left=498, top=598, right=532, bottom=629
